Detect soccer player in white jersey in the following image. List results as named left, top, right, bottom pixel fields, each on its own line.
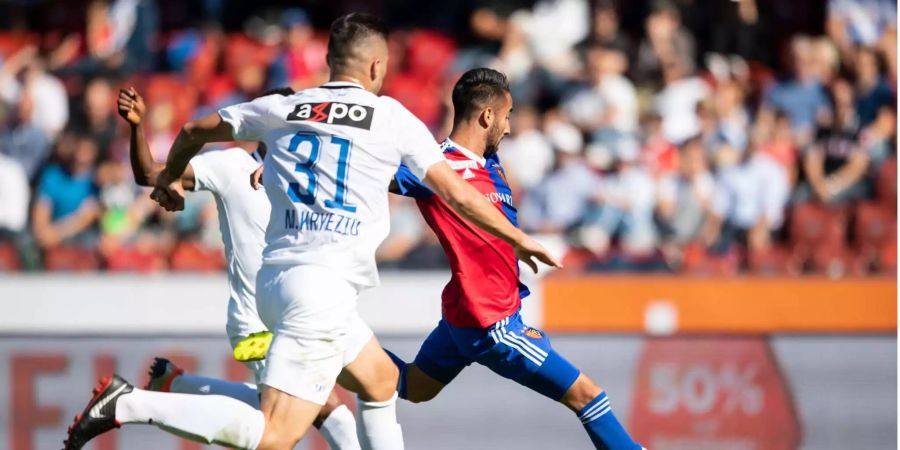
left=65, top=13, right=559, bottom=450
left=113, top=86, right=361, bottom=449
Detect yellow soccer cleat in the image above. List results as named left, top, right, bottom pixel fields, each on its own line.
left=233, top=331, right=273, bottom=362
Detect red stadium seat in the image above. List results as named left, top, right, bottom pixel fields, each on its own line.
left=560, top=247, right=596, bottom=271
left=146, top=74, right=199, bottom=130
left=44, top=247, right=101, bottom=271
left=0, top=242, right=21, bottom=271
left=748, top=245, right=797, bottom=276
left=879, top=235, right=897, bottom=273
left=0, top=32, right=38, bottom=58
left=852, top=202, right=896, bottom=274
left=382, top=73, right=442, bottom=127
left=680, top=244, right=740, bottom=276
left=405, top=30, right=457, bottom=84
left=876, top=158, right=897, bottom=212
left=854, top=202, right=894, bottom=249
left=811, top=242, right=864, bottom=277
left=169, top=241, right=225, bottom=272
left=106, top=245, right=167, bottom=272
left=790, top=202, right=849, bottom=272
left=790, top=202, right=847, bottom=247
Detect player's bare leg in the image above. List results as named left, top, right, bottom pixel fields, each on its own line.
left=337, top=337, right=404, bottom=450
left=254, top=385, right=323, bottom=450
left=148, top=357, right=361, bottom=449
left=402, top=364, right=445, bottom=403
left=560, top=373, right=604, bottom=412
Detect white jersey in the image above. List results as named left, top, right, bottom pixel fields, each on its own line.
left=189, top=148, right=269, bottom=338
left=218, top=81, right=443, bottom=287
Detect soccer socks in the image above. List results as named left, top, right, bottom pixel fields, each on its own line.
left=383, top=349, right=408, bottom=399
left=356, top=392, right=404, bottom=450
left=320, top=404, right=362, bottom=450
left=170, top=374, right=261, bottom=408
left=115, top=388, right=264, bottom=449
left=578, top=392, right=641, bottom=450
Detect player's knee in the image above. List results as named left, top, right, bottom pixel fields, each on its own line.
left=561, top=374, right=604, bottom=412
left=359, top=364, right=399, bottom=402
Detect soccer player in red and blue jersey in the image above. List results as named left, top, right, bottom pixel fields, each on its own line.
left=386, top=68, right=644, bottom=450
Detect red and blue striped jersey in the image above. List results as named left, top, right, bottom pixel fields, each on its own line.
left=394, top=139, right=530, bottom=328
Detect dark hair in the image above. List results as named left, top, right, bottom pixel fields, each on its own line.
left=259, top=86, right=295, bottom=97
left=451, top=68, right=510, bottom=123
left=326, top=13, right=389, bottom=73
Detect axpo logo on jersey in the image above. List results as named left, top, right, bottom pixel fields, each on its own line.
left=287, top=102, right=375, bottom=130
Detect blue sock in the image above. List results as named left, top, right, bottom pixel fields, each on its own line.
left=578, top=392, right=641, bottom=450
left=382, top=348, right=408, bottom=399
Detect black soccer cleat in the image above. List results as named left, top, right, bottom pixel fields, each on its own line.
left=63, top=374, right=134, bottom=450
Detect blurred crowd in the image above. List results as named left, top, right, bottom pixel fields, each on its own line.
left=0, top=0, right=895, bottom=276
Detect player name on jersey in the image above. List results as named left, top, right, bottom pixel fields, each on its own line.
left=284, top=208, right=362, bottom=236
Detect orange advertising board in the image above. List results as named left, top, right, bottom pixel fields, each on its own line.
left=542, top=276, right=896, bottom=333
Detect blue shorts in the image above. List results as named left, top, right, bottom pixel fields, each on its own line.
left=413, top=311, right=581, bottom=401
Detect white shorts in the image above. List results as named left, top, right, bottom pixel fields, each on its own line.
left=255, top=264, right=374, bottom=405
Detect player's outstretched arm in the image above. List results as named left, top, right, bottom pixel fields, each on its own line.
left=423, top=161, right=562, bottom=273
left=117, top=87, right=196, bottom=190
left=151, top=112, right=234, bottom=211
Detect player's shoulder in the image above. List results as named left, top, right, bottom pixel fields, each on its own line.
left=193, top=147, right=258, bottom=171
left=375, top=94, right=416, bottom=118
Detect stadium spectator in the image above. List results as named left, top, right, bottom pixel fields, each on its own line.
left=31, top=134, right=101, bottom=251
left=563, top=43, right=637, bottom=139
left=756, top=110, right=800, bottom=184
left=827, top=0, right=897, bottom=62
left=70, top=78, right=118, bottom=159
left=763, top=36, right=831, bottom=143
left=654, top=59, right=710, bottom=144
left=0, top=47, right=69, bottom=139
left=708, top=0, right=774, bottom=66
left=0, top=153, right=29, bottom=236
left=584, top=142, right=658, bottom=257
left=639, top=112, right=679, bottom=176
left=578, top=0, right=629, bottom=54
left=499, top=105, right=555, bottom=192
left=705, top=138, right=790, bottom=254
left=0, top=85, right=53, bottom=180
left=267, top=8, right=328, bottom=90
left=520, top=120, right=600, bottom=234
left=798, top=77, right=870, bottom=205
left=634, top=1, right=696, bottom=85
left=657, top=136, right=715, bottom=247
left=712, top=80, right=751, bottom=155
left=853, top=46, right=894, bottom=126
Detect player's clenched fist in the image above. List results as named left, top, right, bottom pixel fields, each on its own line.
left=150, top=170, right=186, bottom=211
left=117, top=87, right=145, bottom=126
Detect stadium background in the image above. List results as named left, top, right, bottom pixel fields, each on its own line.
left=0, top=0, right=895, bottom=449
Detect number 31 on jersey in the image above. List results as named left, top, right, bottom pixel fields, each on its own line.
left=286, top=131, right=356, bottom=213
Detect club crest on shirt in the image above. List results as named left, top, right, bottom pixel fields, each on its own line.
left=524, top=327, right=543, bottom=339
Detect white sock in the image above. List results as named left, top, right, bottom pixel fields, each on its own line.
left=356, top=392, right=403, bottom=450
left=319, top=404, right=362, bottom=450
left=170, top=374, right=260, bottom=408
left=115, top=388, right=264, bottom=449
